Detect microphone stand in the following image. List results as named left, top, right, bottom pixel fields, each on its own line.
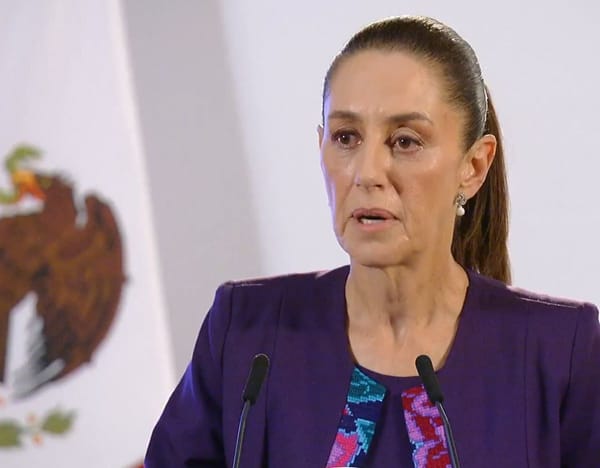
left=415, top=354, right=460, bottom=468
left=232, top=400, right=251, bottom=468
left=435, top=400, right=460, bottom=468
left=231, top=353, right=270, bottom=468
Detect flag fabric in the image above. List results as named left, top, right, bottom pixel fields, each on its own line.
left=0, top=2, right=174, bottom=466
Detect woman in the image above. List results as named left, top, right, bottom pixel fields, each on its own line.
left=145, top=16, right=600, bottom=467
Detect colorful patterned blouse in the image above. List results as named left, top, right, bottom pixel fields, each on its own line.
left=326, top=367, right=452, bottom=468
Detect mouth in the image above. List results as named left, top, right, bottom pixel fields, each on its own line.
left=351, top=208, right=396, bottom=225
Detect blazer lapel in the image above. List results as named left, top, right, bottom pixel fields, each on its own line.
left=267, top=266, right=355, bottom=467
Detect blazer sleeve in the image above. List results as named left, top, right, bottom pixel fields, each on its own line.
left=144, top=283, right=233, bottom=467
left=560, top=302, right=600, bottom=466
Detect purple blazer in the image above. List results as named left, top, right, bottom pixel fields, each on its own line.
left=145, top=266, right=600, bottom=467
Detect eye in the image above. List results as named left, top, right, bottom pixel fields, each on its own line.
left=331, top=130, right=361, bottom=149
left=389, top=133, right=423, bottom=153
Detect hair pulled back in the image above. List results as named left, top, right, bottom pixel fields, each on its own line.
left=322, top=16, right=511, bottom=283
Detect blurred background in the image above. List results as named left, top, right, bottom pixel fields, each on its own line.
left=1, top=1, right=598, bottom=466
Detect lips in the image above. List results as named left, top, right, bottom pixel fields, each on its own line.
left=351, top=208, right=396, bottom=225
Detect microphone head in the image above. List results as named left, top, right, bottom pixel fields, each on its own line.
left=242, top=353, right=270, bottom=405
left=415, top=354, right=444, bottom=404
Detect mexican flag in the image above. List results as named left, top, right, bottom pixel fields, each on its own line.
left=0, top=2, right=174, bottom=466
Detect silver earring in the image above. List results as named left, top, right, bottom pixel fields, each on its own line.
left=455, top=192, right=467, bottom=217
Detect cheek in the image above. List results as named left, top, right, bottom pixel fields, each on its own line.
left=399, top=156, right=458, bottom=219
left=322, top=155, right=348, bottom=204
left=320, top=159, right=334, bottom=203
left=321, top=155, right=354, bottom=233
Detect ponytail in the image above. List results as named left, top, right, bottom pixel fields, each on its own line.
left=452, top=87, right=511, bottom=284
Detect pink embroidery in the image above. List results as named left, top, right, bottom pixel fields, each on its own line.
left=327, top=431, right=359, bottom=467
left=402, top=386, right=451, bottom=468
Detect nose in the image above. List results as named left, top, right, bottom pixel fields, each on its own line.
left=354, top=142, right=390, bottom=190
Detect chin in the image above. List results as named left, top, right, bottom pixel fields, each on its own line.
left=344, top=243, right=410, bottom=269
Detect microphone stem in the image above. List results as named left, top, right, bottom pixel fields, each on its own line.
left=436, top=401, right=460, bottom=468
left=232, top=400, right=251, bottom=468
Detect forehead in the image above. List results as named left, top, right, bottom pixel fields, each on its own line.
left=325, top=50, right=450, bottom=122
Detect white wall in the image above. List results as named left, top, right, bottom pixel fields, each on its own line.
left=122, top=0, right=600, bottom=376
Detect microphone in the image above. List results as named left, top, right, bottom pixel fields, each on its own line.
left=415, top=355, right=460, bottom=468
left=232, top=353, right=270, bottom=468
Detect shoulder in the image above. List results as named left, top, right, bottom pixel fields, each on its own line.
left=208, top=265, right=349, bottom=328
left=467, top=270, right=599, bottom=364
left=218, top=265, right=349, bottom=308
left=227, top=264, right=349, bottom=291
left=466, top=270, right=600, bottom=393
left=469, top=269, right=598, bottom=324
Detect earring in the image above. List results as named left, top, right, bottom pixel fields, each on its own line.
left=455, top=192, right=467, bottom=217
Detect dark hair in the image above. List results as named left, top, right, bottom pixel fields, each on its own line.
left=322, top=16, right=511, bottom=284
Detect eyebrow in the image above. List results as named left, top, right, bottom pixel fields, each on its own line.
left=327, top=110, right=433, bottom=126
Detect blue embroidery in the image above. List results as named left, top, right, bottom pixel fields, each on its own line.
left=326, top=367, right=386, bottom=467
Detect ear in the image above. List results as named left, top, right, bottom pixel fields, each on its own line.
left=459, top=134, right=497, bottom=198
left=317, top=124, right=324, bottom=148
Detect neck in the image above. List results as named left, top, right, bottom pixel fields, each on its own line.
left=346, top=256, right=468, bottom=329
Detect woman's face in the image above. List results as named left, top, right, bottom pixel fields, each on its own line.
left=319, top=50, right=491, bottom=268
